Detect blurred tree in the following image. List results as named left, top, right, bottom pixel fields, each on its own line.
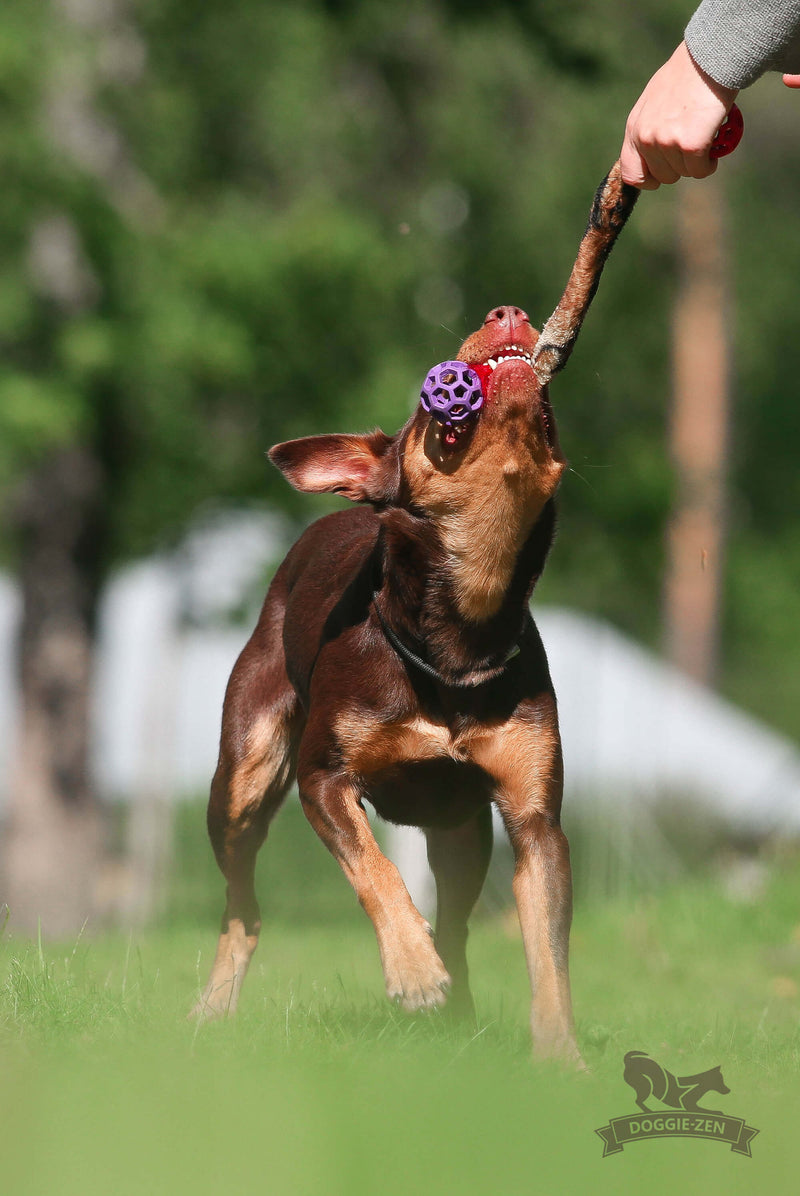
left=665, top=179, right=730, bottom=686
left=1, top=0, right=799, bottom=932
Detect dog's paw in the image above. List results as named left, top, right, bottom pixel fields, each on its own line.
left=531, top=1027, right=586, bottom=1070
left=387, top=968, right=452, bottom=1012
left=188, top=985, right=235, bottom=1022
left=188, top=999, right=214, bottom=1023
left=382, top=927, right=452, bottom=1012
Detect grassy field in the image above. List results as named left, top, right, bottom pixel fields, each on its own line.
left=1, top=800, right=799, bottom=1195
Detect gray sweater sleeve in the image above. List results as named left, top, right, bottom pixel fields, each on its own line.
left=685, top=0, right=800, bottom=88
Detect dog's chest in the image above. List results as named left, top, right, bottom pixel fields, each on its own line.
left=334, top=710, right=478, bottom=772
left=333, top=709, right=494, bottom=826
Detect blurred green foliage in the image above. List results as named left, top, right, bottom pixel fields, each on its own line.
left=1, top=1, right=799, bottom=730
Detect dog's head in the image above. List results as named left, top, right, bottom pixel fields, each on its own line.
left=268, top=304, right=564, bottom=515
left=269, top=161, right=640, bottom=525
left=403, top=303, right=565, bottom=508
left=269, top=307, right=565, bottom=620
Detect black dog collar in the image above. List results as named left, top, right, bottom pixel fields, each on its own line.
left=371, top=594, right=522, bottom=689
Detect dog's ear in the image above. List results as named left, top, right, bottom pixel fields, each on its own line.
left=268, top=430, right=398, bottom=505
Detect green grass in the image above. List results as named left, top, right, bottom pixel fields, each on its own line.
left=1, top=803, right=799, bottom=1194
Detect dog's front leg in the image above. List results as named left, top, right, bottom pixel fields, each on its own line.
left=476, top=708, right=581, bottom=1064
left=298, top=764, right=451, bottom=1011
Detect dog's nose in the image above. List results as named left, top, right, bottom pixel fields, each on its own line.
left=484, top=306, right=530, bottom=331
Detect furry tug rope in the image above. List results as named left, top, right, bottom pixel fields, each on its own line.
left=532, top=101, right=744, bottom=389
left=532, top=160, right=640, bottom=388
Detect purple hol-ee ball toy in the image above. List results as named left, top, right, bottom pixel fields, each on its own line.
left=419, top=360, right=484, bottom=429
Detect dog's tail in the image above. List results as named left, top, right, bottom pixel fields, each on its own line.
left=532, top=160, right=639, bottom=387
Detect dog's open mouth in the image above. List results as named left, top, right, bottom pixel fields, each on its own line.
left=471, top=348, right=557, bottom=452
left=482, top=345, right=535, bottom=373
left=470, top=344, right=534, bottom=398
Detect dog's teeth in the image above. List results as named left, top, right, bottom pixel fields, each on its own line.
left=486, top=350, right=535, bottom=371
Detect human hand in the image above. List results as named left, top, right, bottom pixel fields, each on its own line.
left=621, top=41, right=738, bottom=189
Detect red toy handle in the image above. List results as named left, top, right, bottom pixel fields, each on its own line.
left=710, top=103, right=744, bottom=159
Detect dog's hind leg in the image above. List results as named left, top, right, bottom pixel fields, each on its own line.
left=474, top=701, right=581, bottom=1064
left=425, top=805, right=493, bottom=1022
left=191, top=612, right=302, bottom=1021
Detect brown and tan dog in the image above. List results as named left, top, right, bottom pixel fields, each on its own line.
left=192, top=164, right=638, bottom=1061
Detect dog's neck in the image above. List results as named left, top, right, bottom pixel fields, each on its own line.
left=375, top=500, right=556, bottom=685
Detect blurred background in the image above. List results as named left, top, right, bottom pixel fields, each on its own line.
left=2, top=0, right=800, bottom=938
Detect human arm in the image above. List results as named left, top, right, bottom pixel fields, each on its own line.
left=621, top=0, right=800, bottom=189
left=620, top=40, right=736, bottom=189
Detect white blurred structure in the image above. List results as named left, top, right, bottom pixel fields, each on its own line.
left=545, top=608, right=800, bottom=833
left=2, top=513, right=800, bottom=912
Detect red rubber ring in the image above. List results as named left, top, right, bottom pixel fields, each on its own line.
left=710, top=103, right=744, bottom=159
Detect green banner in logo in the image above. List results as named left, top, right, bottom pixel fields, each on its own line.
left=595, top=1112, right=759, bottom=1157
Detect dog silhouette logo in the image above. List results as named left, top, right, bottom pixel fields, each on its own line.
left=595, top=1050, right=758, bottom=1157
left=622, top=1050, right=730, bottom=1114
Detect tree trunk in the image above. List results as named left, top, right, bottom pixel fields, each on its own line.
left=664, top=180, right=731, bottom=687
left=1, top=0, right=159, bottom=938
left=3, top=448, right=106, bottom=937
